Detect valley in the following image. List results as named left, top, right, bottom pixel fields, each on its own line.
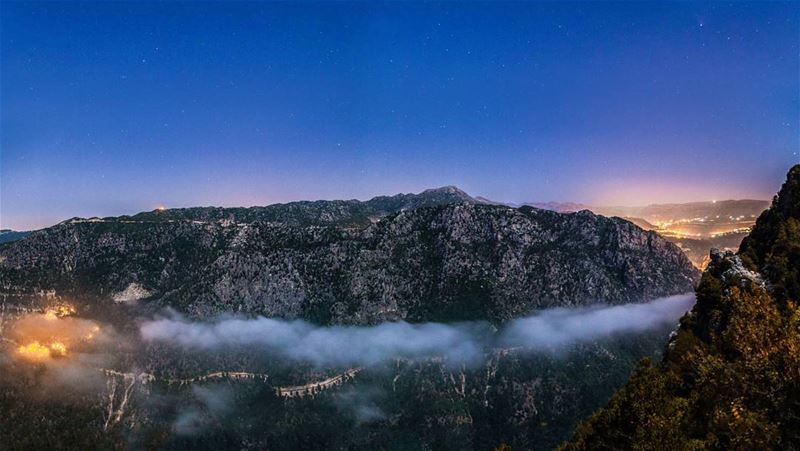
left=0, top=188, right=699, bottom=450
left=0, top=295, right=686, bottom=450
left=3, top=2, right=793, bottom=448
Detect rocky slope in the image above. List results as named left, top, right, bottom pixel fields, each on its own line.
left=564, top=165, right=800, bottom=450
left=0, top=190, right=697, bottom=324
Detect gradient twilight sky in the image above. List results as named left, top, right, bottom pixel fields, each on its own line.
left=1, top=1, right=799, bottom=230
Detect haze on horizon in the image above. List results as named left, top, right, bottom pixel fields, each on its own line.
left=1, top=1, right=798, bottom=230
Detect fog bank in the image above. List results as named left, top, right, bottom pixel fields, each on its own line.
left=140, top=294, right=695, bottom=366
left=499, top=293, right=696, bottom=349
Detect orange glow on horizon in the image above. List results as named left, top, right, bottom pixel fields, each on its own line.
left=589, top=178, right=766, bottom=207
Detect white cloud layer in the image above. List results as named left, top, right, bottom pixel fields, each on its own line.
left=140, top=293, right=696, bottom=366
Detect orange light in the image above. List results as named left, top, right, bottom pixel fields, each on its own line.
left=84, top=325, right=101, bottom=340
left=49, top=341, right=68, bottom=357
left=16, top=342, right=52, bottom=361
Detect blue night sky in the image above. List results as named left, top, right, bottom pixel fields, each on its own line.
left=1, top=1, right=798, bottom=230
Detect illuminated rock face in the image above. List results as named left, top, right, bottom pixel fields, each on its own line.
left=112, top=283, right=153, bottom=303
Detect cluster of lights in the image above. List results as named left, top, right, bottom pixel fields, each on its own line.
left=84, top=325, right=101, bottom=341
left=17, top=341, right=68, bottom=360
left=13, top=304, right=100, bottom=362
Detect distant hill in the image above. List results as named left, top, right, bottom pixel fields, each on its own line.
left=523, top=201, right=590, bottom=213
left=620, top=216, right=657, bottom=231
left=592, top=199, right=770, bottom=224
left=0, top=229, right=32, bottom=245
left=526, top=199, right=770, bottom=223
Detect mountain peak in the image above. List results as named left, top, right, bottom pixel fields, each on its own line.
left=419, top=185, right=473, bottom=199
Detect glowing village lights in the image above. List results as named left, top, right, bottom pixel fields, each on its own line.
left=17, top=342, right=55, bottom=361
left=84, top=325, right=101, bottom=341
left=9, top=303, right=100, bottom=362
left=49, top=341, right=68, bottom=357
left=16, top=340, right=70, bottom=360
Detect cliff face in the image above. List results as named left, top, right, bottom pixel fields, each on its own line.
left=0, top=194, right=697, bottom=324
left=739, top=165, right=800, bottom=304
left=564, top=165, right=800, bottom=450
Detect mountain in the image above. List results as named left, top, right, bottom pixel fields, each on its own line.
left=524, top=202, right=591, bottom=213
left=0, top=317, right=682, bottom=451
left=0, top=195, right=698, bottom=324
left=563, top=165, right=800, bottom=450
left=0, top=186, right=701, bottom=450
left=115, top=185, right=481, bottom=227
left=619, top=216, right=657, bottom=231
left=0, top=229, right=32, bottom=245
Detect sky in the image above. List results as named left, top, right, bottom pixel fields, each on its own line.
left=1, top=1, right=798, bottom=230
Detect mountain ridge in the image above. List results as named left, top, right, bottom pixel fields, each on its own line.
left=0, top=194, right=698, bottom=325
left=0, top=185, right=703, bottom=449
left=70, top=185, right=483, bottom=227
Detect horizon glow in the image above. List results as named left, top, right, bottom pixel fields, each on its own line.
left=2, top=2, right=798, bottom=230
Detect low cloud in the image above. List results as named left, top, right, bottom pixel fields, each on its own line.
left=140, top=316, right=484, bottom=366
left=334, top=386, right=387, bottom=425
left=140, top=294, right=695, bottom=366
left=173, top=385, right=233, bottom=436
left=499, top=293, right=696, bottom=350
left=140, top=294, right=694, bottom=365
